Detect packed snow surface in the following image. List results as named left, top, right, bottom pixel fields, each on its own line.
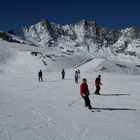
left=0, top=40, right=140, bottom=140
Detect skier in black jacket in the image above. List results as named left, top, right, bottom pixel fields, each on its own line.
left=95, top=75, right=102, bottom=95
left=38, top=70, right=43, bottom=82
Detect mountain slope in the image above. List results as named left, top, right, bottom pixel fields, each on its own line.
left=0, top=60, right=140, bottom=140
left=0, top=19, right=140, bottom=74
left=8, top=19, right=140, bottom=60
left=9, top=19, right=120, bottom=48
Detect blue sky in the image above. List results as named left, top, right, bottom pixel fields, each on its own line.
left=0, top=0, right=140, bottom=31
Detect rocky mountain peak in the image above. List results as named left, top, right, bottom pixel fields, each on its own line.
left=6, top=19, right=140, bottom=59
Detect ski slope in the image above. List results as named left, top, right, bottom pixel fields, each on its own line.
left=0, top=40, right=140, bottom=140
left=0, top=64, right=140, bottom=140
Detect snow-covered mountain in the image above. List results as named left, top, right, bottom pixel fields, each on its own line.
left=9, top=19, right=120, bottom=48
left=1, top=20, right=140, bottom=140
left=113, top=27, right=140, bottom=59
left=0, top=30, right=37, bottom=46
left=0, top=19, right=140, bottom=74
left=8, top=19, right=140, bottom=60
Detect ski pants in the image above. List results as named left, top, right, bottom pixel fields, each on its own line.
left=62, top=74, right=65, bottom=79
left=95, top=85, right=100, bottom=94
left=38, top=76, right=43, bottom=82
left=75, top=77, right=78, bottom=83
left=82, top=95, right=91, bottom=108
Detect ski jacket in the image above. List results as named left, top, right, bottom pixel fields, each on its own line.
left=74, top=73, right=78, bottom=78
left=77, top=70, right=80, bottom=74
left=38, top=71, right=42, bottom=76
left=95, top=77, right=101, bottom=86
left=62, top=69, right=65, bottom=75
left=80, top=83, right=89, bottom=96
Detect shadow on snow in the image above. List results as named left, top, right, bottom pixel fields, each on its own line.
left=93, top=107, right=136, bottom=111
left=100, top=94, right=131, bottom=96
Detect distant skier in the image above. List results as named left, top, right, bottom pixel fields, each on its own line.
left=61, top=68, right=65, bottom=79
left=80, top=78, right=92, bottom=109
left=38, top=70, right=43, bottom=82
left=95, top=75, right=102, bottom=95
left=77, top=69, right=80, bottom=79
left=74, top=71, right=79, bottom=83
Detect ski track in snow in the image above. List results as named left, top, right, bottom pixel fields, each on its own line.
left=0, top=69, right=140, bottom=140
left=0, top=41, right=140, bottom=140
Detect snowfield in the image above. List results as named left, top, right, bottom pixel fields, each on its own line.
left=0, top=40, right=140, bottom=140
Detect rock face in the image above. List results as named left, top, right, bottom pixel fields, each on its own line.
left=113, top=27, right=140, bottom=58
left=8, top=19, right=140, bottom=59
left=0, top=31, right=20, bottom=43
left=8, top=19, right=120, bottom=47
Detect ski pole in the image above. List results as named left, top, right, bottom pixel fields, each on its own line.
left=89, top=87, right=94, bottom=94
left=89, top=87, right=94, bottom=92
left=68, top=88, right=94, bottom=106
left=68, top=96, right=82, bottom=106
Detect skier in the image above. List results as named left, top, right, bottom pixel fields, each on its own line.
left=61, top=68, right=65, bottom=79
left=74, top=71, right=79, bottom=83
left=77, top=69, right=80, bottom=79
left=38, top=70, right=43, bottom=82
left=95, top=75, right=102, bottom=95
left=80, top=78, right=92, bottom=109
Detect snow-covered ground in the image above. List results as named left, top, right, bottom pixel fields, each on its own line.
left=0, top=40, right=140, bottom=140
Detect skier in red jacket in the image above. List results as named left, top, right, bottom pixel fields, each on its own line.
left=95, top=75, right=102, bottom=95
left=80, top=78, right=92, bottom=109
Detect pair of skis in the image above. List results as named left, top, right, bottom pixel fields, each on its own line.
left=85, top=107, right=101, bottom=112
left=91, top=108, right=101, bottom=112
